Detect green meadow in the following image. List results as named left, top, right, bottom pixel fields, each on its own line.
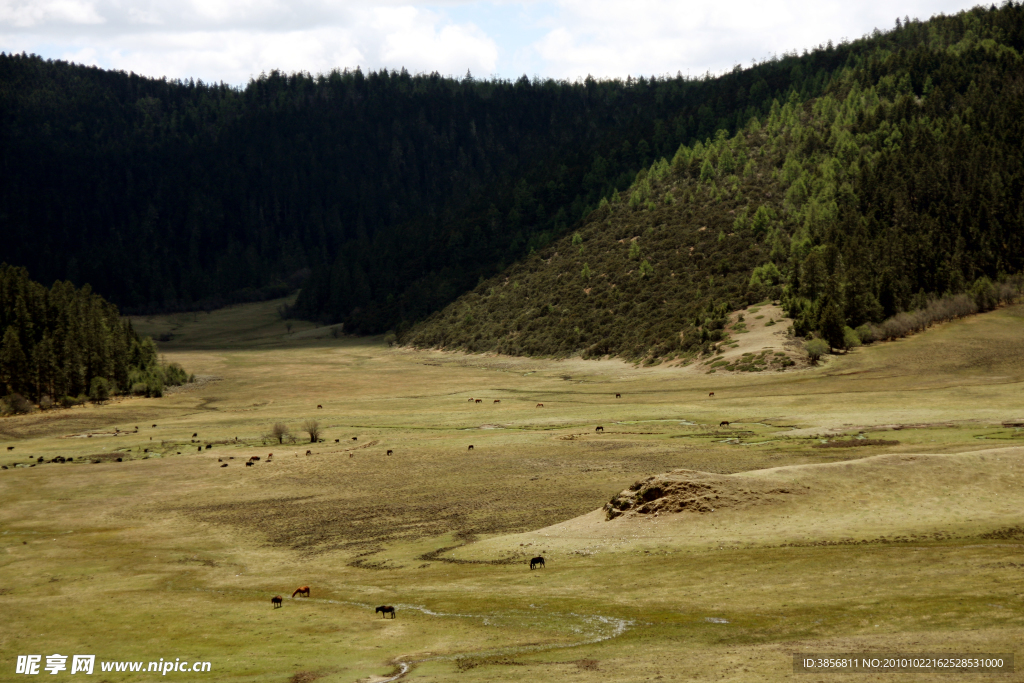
left=2, top=298, right=1024, bottom=682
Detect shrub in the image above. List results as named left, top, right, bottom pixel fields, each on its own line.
left=88, top=377, right=111, bottom=403
left=1, top=393, right=35, bottom=415
left=805, top=338, right=829, bottom=363
left=843, top=326, right=862, bottom=350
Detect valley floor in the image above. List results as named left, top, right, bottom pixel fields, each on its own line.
left=2, top=298, right=1024, bottom=682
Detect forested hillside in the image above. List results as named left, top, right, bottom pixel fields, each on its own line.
left=405, top=5, right=1024, bottom=360
left=0, top=264, right=188, bottom=412
left=6, top=35, right=880, bottom=328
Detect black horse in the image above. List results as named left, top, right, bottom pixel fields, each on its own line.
left=530, top=556, right=545, bottom=570
left=376, top=605, right=396, bottom=618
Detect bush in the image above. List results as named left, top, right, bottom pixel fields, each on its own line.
left=843, top=326, right=862, bottom=350
left=0, top=393, right=35, bottom=415
left=88, top=377, right=111, bottom=403
left=805, top=338, right=829, bottom=363
left=854, top=323, right=876, bottom=344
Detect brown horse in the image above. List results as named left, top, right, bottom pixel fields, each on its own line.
left=376, top=605, right=396, bottom=618
left=317, top=404, right=323, bottom=409
left=536, top=403, right=544, bottom=408
left=719, top=421, right=730, bottom=427
left=475, top=399, right=482, bottom=403
left=530, top=556, right=545, bottom=569
left=387, top=450, right=393, bottom=456
left=494, top=399, right=501, bottom=403
left=468, top=445, right=474, bottom=451
left=468, top=398, right=475, bottom=402
left=292, top=586, right=310, bottom=598
left=615, top=393, right=621, bottom=398
left=271, top=595, right=283, bottom=608
left=708, top=392, right=715, bottom=397
left=305, top=450, right=312, bottom=455
left=595, top=426, right=604, bottom=433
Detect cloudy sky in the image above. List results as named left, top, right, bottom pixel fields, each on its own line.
left=1, top=0, right=985, bottom=85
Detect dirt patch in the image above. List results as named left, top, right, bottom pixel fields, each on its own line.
left=812, top=439, right=900, bottom=449
left=605, top=469, right=807, bottom=519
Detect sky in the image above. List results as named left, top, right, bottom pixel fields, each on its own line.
left=0, top=0, right=988, bottom=86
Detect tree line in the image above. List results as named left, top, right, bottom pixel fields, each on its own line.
left=0, top=264, right=189, bottom=414
left=405, top=3, right=1024, bottom=360
left=4, top=31, right=886, bottom=330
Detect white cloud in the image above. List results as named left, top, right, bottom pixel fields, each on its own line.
left=528, top=0, right=983, bottom=79
left=0, top=0, right=986, bottom=84
left=1, top=0, right=104, bottom=28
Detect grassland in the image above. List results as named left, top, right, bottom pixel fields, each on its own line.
left=2, top=298, right=1024, bottom=682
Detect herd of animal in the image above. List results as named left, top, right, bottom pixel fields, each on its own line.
left=271, top=556, right=548, bottom=611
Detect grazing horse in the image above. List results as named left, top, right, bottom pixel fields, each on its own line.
left=708, top=392, right=715, bottom=397
left=352, top=437, right=357, bottom=441
left=152, top=424, right=157, bottom=428
left=468, top=398, right=475, bottom=402
left=494, top=399, right=501, bottom=403
left=720, top=421, right=730, bottom=427
left=305, top=450, right=312, bottom=455
left=6, top=446, right=13, bottom=451
left=596, top=426, right=604, bottom=433
left=375, top=605, right=396, bottom=618
left=292, top=586, right=310, bottom=598
left=249, top=456, right=259, bottom=462
left=615, top=393, right=621, bottom=398
left=468, top=445, right=474, bottom=451
left=536, top=403, right=544, bottom=408
left=530, top=556, right=545, bottom=570
left=271, top=595, right=283, bottom=608
left=317, top=405, right=323, bottom=409
left=192, top=433, right=198, bottom=437
left=387, top=450, right=393, bottom=456
left=220, top=464, right=228, bottom=468
left=475, top=399, right=482, bottom=404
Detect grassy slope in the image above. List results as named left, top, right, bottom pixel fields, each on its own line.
left=1, top=299, right=1023, bottom=681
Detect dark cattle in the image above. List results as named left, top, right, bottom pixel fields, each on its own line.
left=468, top=445, right=474, bottom=451
left=197, top=446, right=202, bottom=452
left=317, top=405, right=323, bottom=409
left=596, top=426, right=604, bottom=433
left=536, top=403, right=544, bottom=408
left=218, top=458, right=223, bottom=462
left=615, top=393, right=621, bottom=398
left=530, top=556, right=545, bottom=570
left=6, top=446, right=12, bottom=451
left=271, top=595, right=283, bottom=608
left=305, top=450, right=312, bottom=455
left=708, top=392, right=715, bottom=397
left=352, top=437, right=357, bottom=441
left=720, top=421, right=730, bottom=427
left=192, top=433, right=197, bottom=437
left=221, top=464, right=228, bottom=468
left=152, top=424, right=157, bottom=428
left=494, top=399, right=501, bottom=403
left=245, top=461, right=253, bottom=467
left=335, top=439, right=340, bottom=443
left=475, top=399, right=482, bottom=404
left=387, top=450, right=393, bottom=456
left=205, top=444, right=212, bottom=449
left=292, top=586, right=310, bottom=598
left=375, top=605, right=396, bottom=619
